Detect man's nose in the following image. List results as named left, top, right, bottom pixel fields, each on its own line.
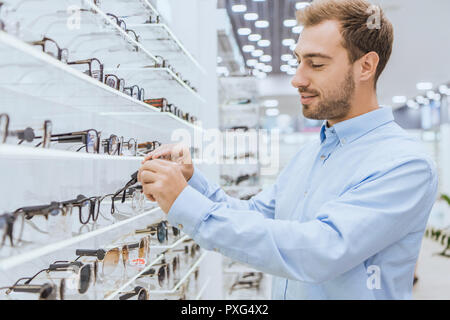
left=291, top=66, right=310, bottom=89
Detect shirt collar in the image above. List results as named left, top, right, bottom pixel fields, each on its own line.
left=319, top=106, right=394, bottom=145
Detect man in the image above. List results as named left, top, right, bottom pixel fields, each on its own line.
left=138, top=0, right=438, bottom=299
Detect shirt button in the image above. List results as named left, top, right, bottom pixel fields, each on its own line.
left=320, top=155, right=326, bottom=160
left=341, top=138, right=346, bottom=144
left=178, top=224, right=183, bottom=230
left=304, top=191, right=308, bottom=196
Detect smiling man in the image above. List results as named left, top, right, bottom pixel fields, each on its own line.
left=138, top=0, right=438, bottom=299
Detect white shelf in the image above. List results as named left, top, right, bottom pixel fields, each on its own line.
left=195, top=276, right=211, bottom=300
left=97, top=0, right=205, bottom=75
left=148, top=251, right=207, bottom=294
left=104, top=234, right=193, bottom=300
left=0, top=144, right=145, bottom=161
left=104, top=66, right=206, bottom=108
left=128, top=23, right=206, bottom=75
left=150, top=235, right=191, bottom=250
left=0, top=31, right=202, bottom=136
left=0, top=207, right=163, bottom=271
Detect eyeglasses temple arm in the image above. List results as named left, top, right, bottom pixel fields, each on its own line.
left=24, top=269, right=48, bottom=285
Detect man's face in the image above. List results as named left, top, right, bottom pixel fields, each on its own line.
left=291, top=20, right=356, bottom=121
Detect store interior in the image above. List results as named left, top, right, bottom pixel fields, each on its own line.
left=0, top=0, right=449, bottom=300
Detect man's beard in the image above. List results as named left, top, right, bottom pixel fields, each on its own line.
left=302, top=68, right=355, bottom=121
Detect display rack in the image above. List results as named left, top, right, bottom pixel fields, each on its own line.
left=0, top=0, right=215, bottom=300
left=217, top=76, right=271, bottom=299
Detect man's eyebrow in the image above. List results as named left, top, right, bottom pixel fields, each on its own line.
left=293, top=51, right=333, bottom=60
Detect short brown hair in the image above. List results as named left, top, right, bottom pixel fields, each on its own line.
left=297, top=0, right=394, bottom=86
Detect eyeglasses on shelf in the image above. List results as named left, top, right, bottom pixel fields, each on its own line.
left=23, top=260, right=95, bottom=295
left=29, top=37, right=68, bottom=63
left=104, top=73, right=125, bottom=92
left=75, top=246, right=129, bottom=278
left=0, top=281, right=63, bottom=300
left=119, top=286, right=149, bottom=300
left=124, top=84, right=145, bottom=102
left=0, top=114, right=52, bottom=148
left=68, top=58, right=104, bottom=82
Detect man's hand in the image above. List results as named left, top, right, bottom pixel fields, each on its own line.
left=142, top=143, right=194, bottom=182
left=138, top=159, right=188, bottom=213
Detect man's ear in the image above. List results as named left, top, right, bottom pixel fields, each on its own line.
left=358, top=51, right=379, bottom=83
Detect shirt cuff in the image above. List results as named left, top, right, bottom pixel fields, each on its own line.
left=168, top=185, right=215, bottom=236
left=187, top=166, right=209, bottom=195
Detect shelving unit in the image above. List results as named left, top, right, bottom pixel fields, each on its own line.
left=0, top=0, right=218, bottom=300
left=217, top=76, right=271, bottom=299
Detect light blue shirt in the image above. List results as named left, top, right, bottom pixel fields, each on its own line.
left=168, top=106, right=438, bottom=300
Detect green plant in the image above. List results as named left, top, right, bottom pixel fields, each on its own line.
left=441, top=194, right=450, bottom=206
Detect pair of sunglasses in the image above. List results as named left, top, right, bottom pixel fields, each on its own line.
left=23, top=260, right=96, bottom=295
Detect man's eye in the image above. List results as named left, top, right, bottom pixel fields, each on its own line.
left=312, top=64, right=324, bottom=68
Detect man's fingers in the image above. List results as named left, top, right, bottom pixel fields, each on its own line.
left=140, top=170, right=158, bottom=184
left=142, top=159, right=177, bottom=174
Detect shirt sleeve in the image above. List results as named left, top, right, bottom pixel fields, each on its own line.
left=168, top=157, right=438, bottom=283
left=186, top=166, right=276, bottom=219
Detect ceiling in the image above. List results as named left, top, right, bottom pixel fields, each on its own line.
left=219, top=0, right=450, bottom=111
left=221, top=0, right=308, bottom=76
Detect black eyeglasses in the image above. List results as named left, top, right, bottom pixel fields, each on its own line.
left=0, top=114, right=52, bottom=147
left=119, top=286, right=149, bottom=300
left=124, top=85, right=145, bottom=101
left=35, top=129, right=100, bottom=153
left=29, top=37, right=68, bottom=63
left=68, top=58, right=104, bottom=82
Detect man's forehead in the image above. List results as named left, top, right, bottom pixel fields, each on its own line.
left=295, top=20, right=344, bottom=58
